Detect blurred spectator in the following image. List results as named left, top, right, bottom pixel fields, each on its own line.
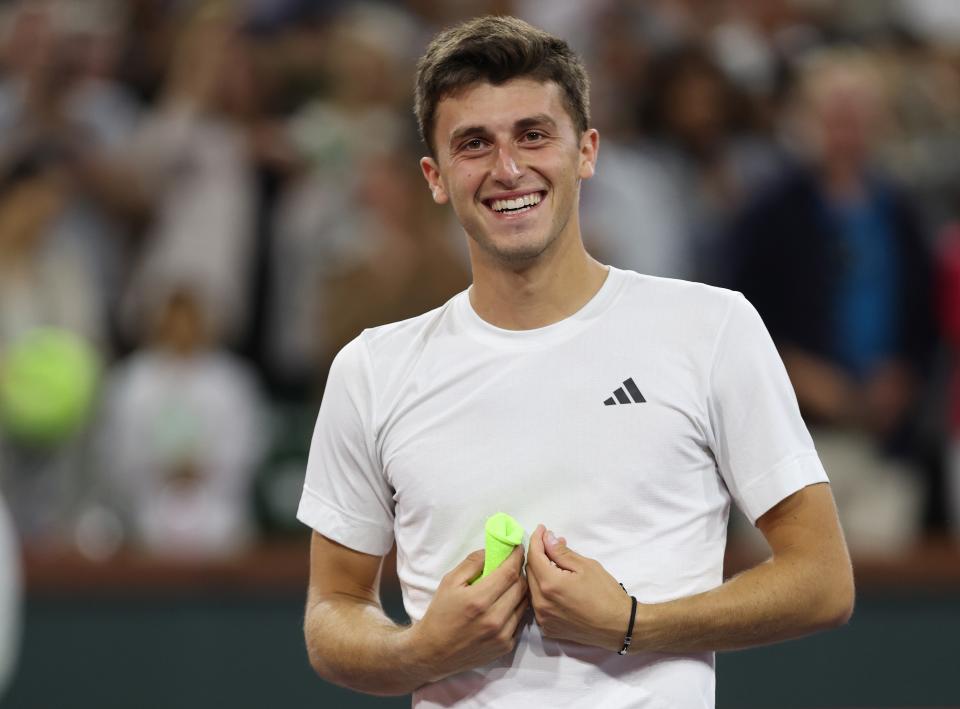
left=318, top=146, right=470, bottom=371
left=637, top=44, right=785, bottom=283
left=0, top=0, right=143, bottom=342
left=122, top=2, right=257, bottom=348
left=895, top=0, right=960, bottom=47
left=0, top=146, right=105, bottom=545
left=578, top=5, right=689, bottom=280
left=580, top=137, right=687, bottom=279
left=876, top=39, right=960, bottom=235
left=265, top=2, right=426, bottom=395
left=585, top=34, right=785, bottom=283
left=513, top=0, right=614, bottom=55
left=0, top=146, right=104, bottom=346
left=727, top=47, right=938, bottom=554
left=214, top=21, right=302, bottom=379
left=0, top=490, right=20, bottom=700
left=97, top=286, right=266, bottom=559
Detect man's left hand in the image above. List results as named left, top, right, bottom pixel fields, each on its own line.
left=526, top=524, right=633, bottom=651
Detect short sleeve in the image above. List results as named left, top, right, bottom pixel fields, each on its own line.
left=706, top=294, right=828, bottom=524
left=296, top=335, right=395, bottom=555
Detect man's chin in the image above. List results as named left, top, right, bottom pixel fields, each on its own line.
left=461, top=221, right=546, bottom=258
left=473, top=236, right=552, bottom=265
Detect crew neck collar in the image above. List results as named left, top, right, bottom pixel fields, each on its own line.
left=454, top=266, right=625, bottom=349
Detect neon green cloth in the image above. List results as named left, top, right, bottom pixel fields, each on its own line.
left=473, top=512, right=525, bottom=583
left=0, top=328, right=100, bottom=446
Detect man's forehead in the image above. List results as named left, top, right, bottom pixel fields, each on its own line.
left=436, top=78, right=570, bottom=135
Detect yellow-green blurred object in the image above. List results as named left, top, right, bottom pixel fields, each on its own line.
left=473, top=512, right=525, bottom=584
left=0, top=328, right=100, bottom=445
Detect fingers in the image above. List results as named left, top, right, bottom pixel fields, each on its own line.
left=527, top=527, right=558, bottom=588
left=527, top=524, right=580, bottom=576
left=506, top=589, right=530, bottom=637
left=503, top=541, right=526, bottom=574
left=526, top=524, right=551, bottom=576
left=542, top=529, right=581, bottom=572
left=454, top=552, right=527, bottom=651
left=451, top=544, right=525, bottom=600
left=486, top=570, right=529, bottom=643
left=470, top=543, right=525, bottom=598
left=526, top=554, right=544, bottom=603
left=487, top=565, right=527, bottom=616
left=526, top=554, right=557, bottom=635
left=447, top=548, right=486, bottom=587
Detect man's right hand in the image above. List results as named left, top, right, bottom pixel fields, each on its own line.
left=409, top=544, right=528, bottom=682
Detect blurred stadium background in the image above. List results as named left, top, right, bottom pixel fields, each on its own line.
left=0, top=0, right=957, bottom=707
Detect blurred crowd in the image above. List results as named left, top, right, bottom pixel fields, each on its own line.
left=0, top=0, right=960, bottom=565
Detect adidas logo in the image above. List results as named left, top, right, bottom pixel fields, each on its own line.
left=604, top=378, right=645, bottom=406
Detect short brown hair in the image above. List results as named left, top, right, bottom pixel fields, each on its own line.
left=414, top=15, right=590, bottom=155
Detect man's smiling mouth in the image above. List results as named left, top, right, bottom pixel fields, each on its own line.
left=483, top=191, right=545, bottom=216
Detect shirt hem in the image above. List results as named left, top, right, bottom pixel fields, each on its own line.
left=297, top=484, right=394, bottom=556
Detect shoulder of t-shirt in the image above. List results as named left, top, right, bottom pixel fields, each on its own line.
left=613, top=268, right=743, bottom=323
left=357, top=293, right=461, bottom=360
left=609, top=269, right=756, bottom=374
left=328, top=292, right=464, bottom=398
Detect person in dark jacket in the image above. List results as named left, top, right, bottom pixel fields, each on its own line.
left=727, top=48, right=937, bottom=554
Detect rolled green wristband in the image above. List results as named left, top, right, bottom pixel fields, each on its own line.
left=472, top=512, right=524, bottom=584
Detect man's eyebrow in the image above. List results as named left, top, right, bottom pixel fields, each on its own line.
left=515, top=114, right=558, bottom=131
left=448, top=114, right=560, bottom=148
left=449, top=124, right=492, bottom=148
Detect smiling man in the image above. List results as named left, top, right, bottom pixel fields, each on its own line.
left=422, top=80, right=592, bottom=268
left=298, top=15, right=854, bottom=709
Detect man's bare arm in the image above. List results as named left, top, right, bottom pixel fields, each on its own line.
left=304, top=532, right=529, bottom=695
left=527, top=482, right=854, bottom=653
left=629, top=482, right=854, bottom=652
left=303, top=533, right=423, bottom=695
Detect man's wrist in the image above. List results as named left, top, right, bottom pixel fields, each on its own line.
left=401, top=619, right=444, bottom=686
left=611, top=590, right=637, bottom=653
left=618, top=594, right=638, bottom=655
left=626, top=599, right=665, bottom=654
left=596, top=589, right=637, bottom=653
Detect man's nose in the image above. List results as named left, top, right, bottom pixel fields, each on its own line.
left=491, top=144, right=523, bottom=185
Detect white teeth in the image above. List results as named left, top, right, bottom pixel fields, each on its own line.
left=491, top=192, right=542, bottom=212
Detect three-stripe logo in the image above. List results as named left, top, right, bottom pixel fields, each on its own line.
left=604, top=378, right=645, bottom=406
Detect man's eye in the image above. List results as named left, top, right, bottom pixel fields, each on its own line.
left=464, top=139, right=485, bottom=150
left=523, top=131, right=543, bottom=141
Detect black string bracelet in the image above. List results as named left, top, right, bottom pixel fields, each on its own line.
left=617, top=582, right=637, bottom=656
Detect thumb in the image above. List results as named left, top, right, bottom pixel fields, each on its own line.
left=543, top=530, right=582, bottom=572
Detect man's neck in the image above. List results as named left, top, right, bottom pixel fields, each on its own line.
left=468, top=239, right=609, bottom=331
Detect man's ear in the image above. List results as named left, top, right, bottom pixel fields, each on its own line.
left=577, top=128, right=599, bottom=180
left=420, top=156, right=449, bottom=204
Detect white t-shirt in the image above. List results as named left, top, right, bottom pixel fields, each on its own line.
left=298, top=267, right=827, bottom=708
left=98, top=351, right=266, bottom=558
